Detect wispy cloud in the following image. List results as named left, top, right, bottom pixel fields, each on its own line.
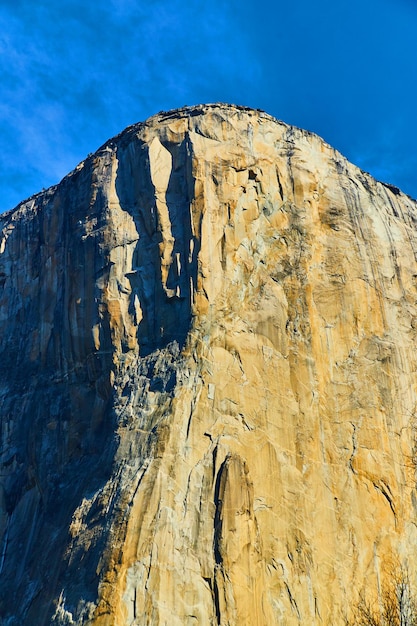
left=0, top=0, right=261, bottom=211
left=0, top=0, right=416, bottom=210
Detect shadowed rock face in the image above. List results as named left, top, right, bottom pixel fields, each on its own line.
left=1, top=103, right=417, bottom=625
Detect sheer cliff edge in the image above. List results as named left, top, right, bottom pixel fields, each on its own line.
left=2, top=103, right=417, bottom=625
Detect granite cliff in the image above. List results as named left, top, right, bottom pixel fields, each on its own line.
left=1, top=104, right=417, bottom=625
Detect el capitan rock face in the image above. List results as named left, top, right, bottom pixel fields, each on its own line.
left=1, top=103, right=417, bottom=624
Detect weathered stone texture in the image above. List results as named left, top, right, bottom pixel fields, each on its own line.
left=1, top=103, right=417, bottom=624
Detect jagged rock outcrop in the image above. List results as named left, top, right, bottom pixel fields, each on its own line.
left=1, top=103, right=417, bottom=625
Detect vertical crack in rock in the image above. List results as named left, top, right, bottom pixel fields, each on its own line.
left=213, top=453, right=263, bottom=625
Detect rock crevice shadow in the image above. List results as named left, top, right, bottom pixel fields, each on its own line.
left=115, top=133, right=198, bottom=357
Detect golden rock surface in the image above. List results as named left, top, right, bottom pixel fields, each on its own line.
left=1, top=104, right=417, bottom=624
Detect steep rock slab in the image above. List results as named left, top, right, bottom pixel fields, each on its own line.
left=1, top=104, right=417, bottom=624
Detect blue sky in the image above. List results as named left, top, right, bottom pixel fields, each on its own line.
left=1, top=0, right=416, bottom=212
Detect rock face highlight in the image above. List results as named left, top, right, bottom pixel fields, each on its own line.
left=1, top=103, right=417, bottom=625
